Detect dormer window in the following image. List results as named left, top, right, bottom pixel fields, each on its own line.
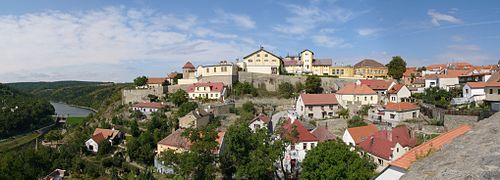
left=257, top=54, right=260, bottom=57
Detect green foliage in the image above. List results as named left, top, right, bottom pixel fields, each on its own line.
left=127, top=132, right=155, bottom=164
left=386, top=56, right=407, bottom=80
left=337, top=108, right=350, bottom=119
left=278, top=82, right=295, bottom=99
left=67, top=116, right=86, bottom=126
left=301, top=140, right=376, bottom=179
left=176, top=102, right=198, bottom=117
left=133, top=76, right=148, bottom=86
left=147, top=94, right=159, bottom=102
left=239, top=101, right=256, bottom=121
left=129, top=110, right=145, bottom=120
left=358, top=105, right=372, bottom=116
left=0, top=83, right=54, bottom=138
left=295, top=81, right=304, bottom=93
left=170, top=89, right=189, bottom=107
left=233, top=82, right=257, bottom=97
left=421, top=87, right=457, bottom=108
left=44, top=130, right=62, bottom=141
left=97, top=140, right=112, bottom=157
left=130, top=119, right=140, bottom=137
left=305, top=75, right=322, bottom=93
left=347, top=115, right=368, bottom=128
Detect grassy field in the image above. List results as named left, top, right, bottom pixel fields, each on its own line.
left=67, top=117, right=86, bottom=126
left=0, top=133, right=41, bottom=152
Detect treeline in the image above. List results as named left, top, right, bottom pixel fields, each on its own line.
left=0, top=83, right=54, bottom=138
left=7, top=81, right=132, bottom=110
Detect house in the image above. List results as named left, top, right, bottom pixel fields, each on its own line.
left=85, top=128, right=122, bottom=153
left=424, top=74, right=438, bottom=89
left=166, top=72, right=179, bottom=85
left=353, top=59, right=388, bottom=79
left=283, top=49, right=333, bottom=75
left=342, top=124, right=378, bottom=147
left=407, top=78, right=425, bottom=93
left=187, top=82, right=226, bottom=101
left=248, top=113, right=272, bottom=133
left=356, top=79, right=396, bottom=99
left=484, top=72, right=500, bottom=111
left=376, top=125, right=472, bottom=180
left=131, top=102, right=165, bottom=115
left=295, top=93, right=339, bottom=120
left=459, top=68, right=492, bottom=84
left=357, top=127, right=416, bottom=172
left=147, top=77, right=168, bottom=87
left=402, top=67, right=420, bottom=85
left=335, top=84, right=378, bottom=108
left=332, top=65, right=355, bottom=77
left=310, top=126, right=336, bottom=142
left=387, top=84, right=411, bottom=103
left=369, top=102, right=419, bottom=127
left=179, top=109, right=212, bottom=129
left=178, top=61, right=199, bottom=85
left=243, top=47, right=282, bottom=75
left=280, top=118, right=319, bottom=172
left=423, top=63, right=447, bottom=76
left=43, top=169, right=66, bottom=180
left=436, top=70, right=468, bottom=91
left=463, top=82, right=486, bottom=103
left=196, top=61, right=239, bottom=85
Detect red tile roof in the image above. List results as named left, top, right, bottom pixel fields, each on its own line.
left=132, top=102, right=165, bottom=109
left=389, top=125, right=472, bottom=170
left=346, top=124, right=379, bottom=144
left=158, top=129, right=192, bottom=150
left=311, top=127, right=336, bottom=142
left=183, top=61, right=195, bottom=69
left=283, top=59, right=301, bottom=66
left=250, top=113, right=271, bottom=124
left=336, top=84, right=377, bottom=95
left=403, top=67, right=417, bottom=77
left=281, top=119, right=319, bottom=143
left=300, top=94, right=338, bottom=105
left=486, top=72, right=500, bottom=87
left=388, top=84, right=405, bottom=94
left=465, top=82, right=486, bottom=89
left=167, top=72, right=178, bottom=79
left=91, top=133, right=106, bottom=144
left=93, top=128, right=120, bottom=140
left=187, top=82, right=225, bottom=93
left=426, top=64, right=447, bottom=70
left=147, top=77, right=167, bottom=84
left=354, top=59, right=385, bottom=68
left=384, top=102, right=419, bottom=111
left=358, top=80, right=394, bottom=90
left=358, top=127, right=416, bottom=160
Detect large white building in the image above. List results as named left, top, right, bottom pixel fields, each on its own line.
left=335, top=84, right=378, bottom=108
left=248, top=113, right=272, bottom=133
left=295, top=94, right=339, bottom=120
left=242, top=47, right=282, bottom=75
left=187, top=82, right=227, bottom=101
left=131, top=102, right=165, bottom=115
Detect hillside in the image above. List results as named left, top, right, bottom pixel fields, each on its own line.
left=7, top=81, right=132, bottom=110
left=403, top=111, right=500, bottom=179
left=0, top=83, right=54, bottom=138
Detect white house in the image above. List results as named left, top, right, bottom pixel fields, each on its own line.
left=369, top=102, right=419, bottom=127
left=356, top=80, right=396, bottom=101
left=85, top=128, right=122, bottom=153
left=342, top=124, right=378, bottom=147
left=335, top=84, right=378, bottom=108
left=387, top=84, right=411, bottom=103
left=424, top=74, right=438, bottom=89
left=187, top=82, right=226, bottom=101
left=248, top=113, right=272, bottom=132
left=280, top=118, right=319, bottom=172
left=463, top=82, right=486, bottom=103
left=131, top=102, right=165, bottom=115
left=437, top=75, right=460, bottom=91
left=295, top=94, right=339, bottom=120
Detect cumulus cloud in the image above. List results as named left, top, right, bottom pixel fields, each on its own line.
left=0, top=7, right=255, bottom=82
left=212, top=9, right=256, bottom=29
left=312, top=35, right=352, bottom=49
left=428, top=9, right=463, bottom=26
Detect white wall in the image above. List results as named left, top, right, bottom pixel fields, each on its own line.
left=85, top=139, right=98, bottom=153
left=425, top=79, right=437, bottom=89
left=376, top=166, right=406, bottom=180
left=463, top=85, right=485, bottom=102
left=132, top=107, right=159, bottom=115
left=342, top=131, right=355, bottom=146
left=283, top=141, right=318, bottom=171
left=438, top=77, right=459, bottom=91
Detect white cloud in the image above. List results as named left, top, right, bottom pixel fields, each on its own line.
left=448, top=44, right=481, bottom=51
left=0, top=7, right=256, bottom=82
left=212, top=9, right=256, bottom=29
left=437, top=44, right=490, bottom=64
left=427, top=9, right=462, bottom=26
left=312, top=35, right=352, bottom=49
left=357, top=28, right=381, bottom=36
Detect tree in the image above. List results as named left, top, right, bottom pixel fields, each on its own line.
left=97, top=140, right=112, bottom=157
left=133, top=76, right=148, bottom=87
left=233, top=82, right=257, bottom=97
left=295, top=81, right=304, bottom=93
left=239, top=101, right=256, bottom=121
left=177, top=102, right=198, bottom=117
left=45, top=130, right=62, bottom=141
left=337, top=108, right=350, bottom=119
left=170, top=89, right=189, bottom=107
left=347, top=115, right=368, bottom=128
left=278, top=82, right=295, bottom=99
left=305, top=75, right=322, bottom=93
left=130, top=119, right=140, bottom=137
left=301, top=140, right=376, bottom=179
left=386, top=56, right=407, bottom=80
left=147, top=94, right=159, bottom=102
left=358, top=105, right=372, bottom=116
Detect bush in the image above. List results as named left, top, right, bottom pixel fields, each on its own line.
left=347, top=115, right=367, bottom=128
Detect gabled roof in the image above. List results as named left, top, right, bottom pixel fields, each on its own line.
left=300, top=94, right=338, bottom=105
left=91, top=133, right=106, bottom=144
left=413, top=78, right=425, bottom=84
left=426, top=64, right=447, bottom=70
left=312, top=59, right=332, bottom=66
left=389, top=125, right=472, bottom=170
left=132, top=102, right=165, bottom=109
left=346, top=124, right=378, bottom=144
left=243, top=47, right=281, bottom=60
left=358, top=79, right=393, bottom=90
left=92, top=128, right=120, bottom=140
left=300, top=49, right=314, bottom=55
left=485, top=72, right=500, bottom=87
left=147, top=77, right=167, bottom=84
left=403, top=67, right=417, bottom=77
left=167, top=72, right=179, bottom=79
left=336, top=84, right=377, bottom=95
left=183, top=61, right=195, bottom=69
left=283, top=59, right=302, bottom=66
left=388, top=84, right=405, bottom=94
left=465, top=82, right=486, bottom=89
left=311, top=127, right=336, bottom=142
left=281, top=119, right=319, bottom=143
left=187, top=82, right=225, bottom=93
left=358, top=127, right=416, bottom=160
left=250, top=113, right=271, bottom=124
left=158, top=129, right=192, bottom=150
left=354, top=59, right=385, bottom=68
left=384, top=102, right=419, bottom=112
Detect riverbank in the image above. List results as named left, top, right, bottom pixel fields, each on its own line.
left=51, top=101, right=98, bottom=113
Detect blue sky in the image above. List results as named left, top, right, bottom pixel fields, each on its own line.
left=1, top=0, right=500, bottom=82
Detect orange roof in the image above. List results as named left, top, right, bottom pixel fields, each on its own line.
left=147, top=77, right=167, bottom=84
left=167, top=72, right=178, bottom=79
left=358, top=80, right=393, bottom=90
left=346, top=124, right=378, bottom=144
left=388, top=84, right=405, bottom=94
left=426, top=64, right=447, bottom=70
left=91, top=133, right=106, bottom=144
left=390, top=125, right=472, bottom=170
left=183, top=61, right=195, bottom=69
left=403, top=68, right=417, bottom=77
left=336, top=84, right=377, bottom=95
left=384, top=102, right=419, bottom=111
left=465, top=82, right=486, bottom=89
left=92, top=128, right=120, bottom=140
left=281, top=119, right=319, bottom=143
left=300, top=94, right=338, bottom=105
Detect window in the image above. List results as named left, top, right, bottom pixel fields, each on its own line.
left=210, top=94, right=213, bottom=97
left=215, top=94, right=218, bottom=97
left=308, top=113, right=313, bottom=118
left=303, top=143, right=307, bottom=150
left=392, top=97, right=396, bottom=101
left=265, top=54, right=268, bottom=57
left=256, top=59, right=261, bottom=62
left=397, top=147, right=399, bottom=152
left=248, top=59, right=253, bottom=62
left=301, top=106, right=304, bottom=111
left=254, top=124, right=261, bottom=129
left=364, top=97, right=367, bottom=101
left=206, top=68, right=209, bottom=73
left=357, top=97, right=360, bottom=101
left=378, top=158, right=383, bottom=165
left=390, top=114, right=395, bottom=119
left=371, top=96, right=374, bottom=100
left=272, top=59, right=276, bottom=62
left=214, top=67, right=216, bottom=72
left=465, top=89, right=469, bottom=94
left=311, top=143, right=315, bottom=149
left=490, top=89, right=493, bottom=94
left=257, top=54, right=260, bottom=57
left=498, top=89, right=500, bottom=94
left=341, top=69, right=344, bottom=74
left=264, top=59, right=269, bottom=62
left=329, top=105, right=333, bottom=110
left=308, top=106, right=313, bottom=111
left=413, top=112, right=417, bottom=118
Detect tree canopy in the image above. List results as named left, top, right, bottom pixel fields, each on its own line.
left=386, top=56, right=407, bottom=80
left=233, top=82, right=257, bottom=97
left=133, top=76, right=148, bottom=86
left=170, top=89, right=189, bottom=107
left=305, top=75, right=322, bottom=93
left=278, top=82, right=295, bottom=99
left=301, top=140, right=376, bottom=179
left=347, top=115, right=368, bottom=128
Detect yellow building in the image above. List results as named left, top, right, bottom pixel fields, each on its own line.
left=283, top=49, right=333, bottom=75
left=332, top=66, right=355, bottom=77
left=243, top=47, right=282, bottom=75
left=354, top=59, right=388, bottom=79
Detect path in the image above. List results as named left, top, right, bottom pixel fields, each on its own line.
left=271, top=110, right=288, bottom=131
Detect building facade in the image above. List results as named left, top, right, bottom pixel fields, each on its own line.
left=187, top=82, right=226, bottom=101
left=387, top=84, right=411, bottom=103
left=369, top=102, right=419, bottom=127
left=283, top=49, right=333, bottom=75
left=332, top=66, right=355, bottom=77
left=353, top=59, right=388, bottom=79
left=335, top=84, right=378, bottom=108
left=295, top=93, right=339, bottom=120
left=463, top=82, right=486, bottom=102
left=243, top=47, right=282, bottom=75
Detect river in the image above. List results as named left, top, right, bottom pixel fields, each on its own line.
left=50, top=102, right=94, bottom=117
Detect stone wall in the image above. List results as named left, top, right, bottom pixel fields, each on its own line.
left=237, top=72, right=356, bottom=92
left=122, top=86, right=166, bottom=104
left=199, top=75, right=237, bottom=87
left=443, top=114, right=478, bottom=130
left=166, top=84, right=190, bottom=94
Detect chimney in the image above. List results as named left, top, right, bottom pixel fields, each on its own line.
left=370, top=136, right=374, bottom=145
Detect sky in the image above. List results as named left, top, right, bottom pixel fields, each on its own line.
left=1, top=0, right=500, bottom=82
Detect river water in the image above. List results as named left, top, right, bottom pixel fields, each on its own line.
left=50, top=102, right=94, bottom=117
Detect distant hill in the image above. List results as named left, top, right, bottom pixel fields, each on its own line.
left=7, top=81, right=132, bottom=110
left=0, top=83, right=54, bottom=138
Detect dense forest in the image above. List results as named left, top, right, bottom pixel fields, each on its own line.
left=0, top=83, right=54, bottom=138
left=7, top=81, right=132, bottom=110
